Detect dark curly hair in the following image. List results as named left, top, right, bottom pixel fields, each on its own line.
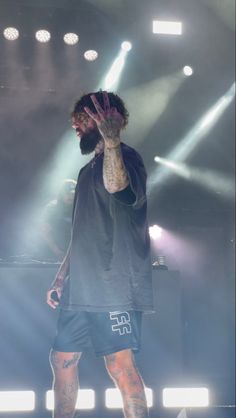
left=71, top=91, right=129, bottom=128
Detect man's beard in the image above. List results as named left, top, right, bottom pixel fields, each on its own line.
left=79, top=127, right=102, bottom=155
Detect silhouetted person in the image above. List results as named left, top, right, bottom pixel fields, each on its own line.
left=40, top=179, right=76, bottom=261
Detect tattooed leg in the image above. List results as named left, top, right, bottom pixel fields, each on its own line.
left=49, top=350, right=82, bottom=418
left=104, top=349, right=149, bottom=418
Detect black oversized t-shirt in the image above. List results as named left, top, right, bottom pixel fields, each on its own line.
left=61, top=143, right=153, bottom=312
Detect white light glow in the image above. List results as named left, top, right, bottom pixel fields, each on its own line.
left=64, top=33, right=79, bottom=45
left=149, top=225, right=163, bottom=240
left=148, top=83, right=236, bottom=194
left=84, top=50, right=98, bottom=61
left=154, top=157, right=235, bottom=199
left=3, top=27, right=19, bottom=40
left=121, top=41, right=132, bottom=51
left=163, top=387, right=209, bottom=408
left=183, top=66, right=193, bottom=76
left=0, top=391, right=35, bottom=411
left=105, top=388, right=153, bottom=408
left=46, top=389, right=95, bottom=410
left=153, top=20, right=182, bottom=35
left=103, top=50, right=127, bottom=90
left=35, top=30, right=51, bottom=43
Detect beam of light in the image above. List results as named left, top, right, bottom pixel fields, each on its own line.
left=153, top=20, right=182, bottom=35
left=105, top=388, right=153, bottom=408
left=46, top=390, right=95, bottom=410
left=30, top=131, right=90, bottom=202
left=3, top=27, right=19, bottom=40
left=99, top=42, right=132, bottom=91
left=16, top=131, right=90, bottom=256
left=102, top=49, right=127, bottom=91
left=121, top=71, right=184, bottom=147
left=84, top=49, right=98, bottom=61
left=163, top=387, right=209, bottom=408
left=0, top=391, right=35, bottom=411
left=154, top=157, right=235, bottom=200
left=148, top=82, right=236, bottom=194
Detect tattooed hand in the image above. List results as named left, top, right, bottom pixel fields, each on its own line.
left=84, top=92, right=124, bottom=149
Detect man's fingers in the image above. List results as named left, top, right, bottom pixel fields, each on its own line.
left=47, top=290, right=60, bottom=309
left=90, top=94, right=105, bottom=116
left=84, top=106, right=99, bottom=122
left=103, top=91, right=110, bottom=112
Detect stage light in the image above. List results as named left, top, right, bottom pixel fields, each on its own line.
left=64, top=33, right=79, bottom=45
left=0, top=391, right=35, bottom=411
left=3, top=27, right=19, bottom=40
left=121, top=41, right=132, bottom=51
left=154, top=157, right=235, bottom=199
left=163, top=387, right=209, bottom=408
left=99, top=40, right=132, bottom=91
left=84, top=50, right=98, bottom=61
left=46, top=389, right=95, bottom=410
left=153, top=20, right=182, bottom=35
left=183, top=66, right=193, bottom=76
left=148, top=83, right=236, bottom=194
left=103, top=51, right=126, bottom=90
left=105, top=388, right=153, bottom=408
left=149, top=224, right=162, bottom=240
left=35, top=29, right=51, bottom=43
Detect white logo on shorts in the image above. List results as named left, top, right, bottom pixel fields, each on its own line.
left=109, top=311, right=132, bottom=335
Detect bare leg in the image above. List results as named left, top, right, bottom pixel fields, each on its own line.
left=105, top=349, right=148, bottom=418
left=49, top=350, right=81, bottom=418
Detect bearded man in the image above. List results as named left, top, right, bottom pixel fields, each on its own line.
left=47, top=91, right=153, bottom=418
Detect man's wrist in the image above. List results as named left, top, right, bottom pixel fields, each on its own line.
left=104, top=141, right=120, bottom=150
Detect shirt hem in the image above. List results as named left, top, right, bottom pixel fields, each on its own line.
left=60, top=303, right=154, bottom=313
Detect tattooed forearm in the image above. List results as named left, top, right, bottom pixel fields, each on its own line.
left=103, top=144, right=129, bottom=193
left=51, top=245, right=71, bottom=290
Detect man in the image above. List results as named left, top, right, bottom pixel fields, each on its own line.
left=39, top=179, right=76, bottom=261
left=47, top=91, right=153, bottom=418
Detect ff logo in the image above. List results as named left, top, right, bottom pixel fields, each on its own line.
left=109, top=311, right=132, bottom=335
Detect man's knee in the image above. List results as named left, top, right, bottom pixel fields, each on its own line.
left=49, top=350, right=81, bottom=372
left=104, top=349, right=136, bottom=380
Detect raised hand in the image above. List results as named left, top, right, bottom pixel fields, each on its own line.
left=84, top=91, right=124, bottom=149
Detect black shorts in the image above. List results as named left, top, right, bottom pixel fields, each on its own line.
left=53, top=309, right=142, bottom=357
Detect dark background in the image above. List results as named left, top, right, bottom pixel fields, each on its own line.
left=0, top=0, right=235, bottom=415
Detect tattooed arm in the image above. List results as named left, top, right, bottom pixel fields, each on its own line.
left=103, top=144, right=130, bottom=193
left=84, top=92, right=130, bottom=193
left=47, top=241, right=71, bottom=309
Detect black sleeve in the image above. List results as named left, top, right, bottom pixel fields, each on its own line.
left=112, top=185, right=136, bottom=205
left=112, top=145, right=147, bottom=208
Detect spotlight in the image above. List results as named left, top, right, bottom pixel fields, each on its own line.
left=163, top=387, right=209, bottom=408
left=183, top=65, right=193, bottom=76
left=153, top=20, right=182, bottom=35
left=35, top=30, right=51, bottom=43
left=3, top=27, right=19, bottom=40
left=63, top=33, right=79, bottom=45
left=149, top=225, right=162, bottom=240
left=121, top=41, right=132, bottom=52
left=105, top=388, right=153, bottom=408
left=84, top=50, right=98, bottom=61
left=46, top=389, right=95, bottom=410
left=0, top=391, right=35, bottom=412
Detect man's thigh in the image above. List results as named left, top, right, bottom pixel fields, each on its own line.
left=88, top=310, right=142, bottom=356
